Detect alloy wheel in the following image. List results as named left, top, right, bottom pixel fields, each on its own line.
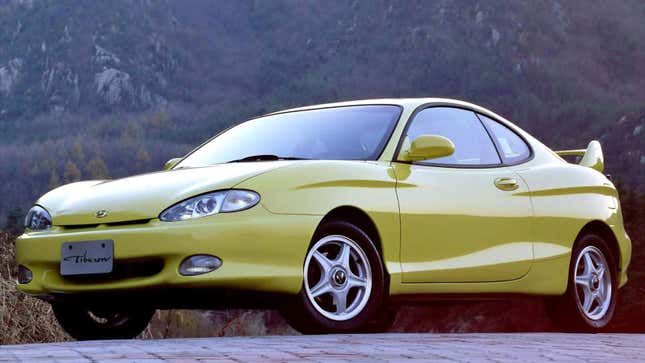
left=574, top=245, right=612, bottom=321
left=304, top=235, right=373, bottom=321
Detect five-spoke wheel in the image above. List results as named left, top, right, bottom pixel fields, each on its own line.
left=546, top=233, right=617, bottom=331
left=574, top=246, right=612, bottom=321
left=304, top=235, right=372, bottom=321
left=282, top=221, right=387, bottom=334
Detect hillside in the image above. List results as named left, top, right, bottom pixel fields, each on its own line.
left=1, top=1, right=644, bottom=343
left=601, top=109, right=644, bottom=186
left=0, top=0, right=643, bottom=222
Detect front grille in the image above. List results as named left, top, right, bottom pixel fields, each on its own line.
left=62, top=258, right=164, bottom=282
left=60, top=219, right=151, bottom=230
left=105, top=219, right=152, bottom=227
left=61, top=224, right=100, bottom=230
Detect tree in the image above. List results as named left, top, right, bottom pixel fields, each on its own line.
left=63, top=161, right=81, bottom=183
left=136, top=146, right=151, bottom=168
left=618, top=183, right=638, bottom=233
left=87, top=156, right=110, bottom=179
left=88, top=140, right=102, bottom=159
left=49, top=170, right=61, bottom=189
left=149, top=110, right=170, bottom=128
left=638, top=193, right=645, bottom=244
left=4, top=207, right=23, bottom=235
left=71, top=141, right=85, bottom=163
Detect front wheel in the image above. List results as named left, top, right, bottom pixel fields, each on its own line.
left=52, top=303, right=155, bottom=340
left=546, top=233, right=617, bottom=332
left=283, top=221, right=387, bottom=334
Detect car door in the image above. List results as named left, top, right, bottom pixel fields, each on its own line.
left=393, top=106, right=534, bottom=283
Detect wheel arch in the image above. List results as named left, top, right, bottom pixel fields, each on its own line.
left=316, top=206, right=382, bottom=252
left=314, top=206, right=389, bottom=283
left=576, top=220, right=621, bottom=271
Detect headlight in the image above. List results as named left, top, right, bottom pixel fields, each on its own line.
left=24, top=205, right=52, bottom=231
left=159, top=190, right=260, bottom=222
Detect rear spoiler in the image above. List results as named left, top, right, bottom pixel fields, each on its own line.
left=555, top=140, right=604, bottom=173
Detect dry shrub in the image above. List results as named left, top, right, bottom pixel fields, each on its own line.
left=0, top=232, right=69, bottom=344
left=146, top=309, right=296, bottom=339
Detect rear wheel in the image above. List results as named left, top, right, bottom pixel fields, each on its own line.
left=52, top=303, right=154, bottom=340
left=282, top=221, right=387, bottom=334
left=546, top=233, right=617, bottom=332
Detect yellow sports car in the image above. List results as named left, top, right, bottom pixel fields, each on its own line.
left=16, top=98, right=631, bottom=339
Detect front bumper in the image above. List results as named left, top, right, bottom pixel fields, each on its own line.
left=16, top=205, right=320, bottom=298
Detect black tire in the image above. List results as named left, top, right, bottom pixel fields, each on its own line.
left=52, top=302, right=155, bottom=340
left=546, top=233, right=617, bottom=332
left=282, top=221, right=387, bottom=334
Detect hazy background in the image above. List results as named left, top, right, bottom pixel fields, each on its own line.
left=0, top=0, right=643, bottom=343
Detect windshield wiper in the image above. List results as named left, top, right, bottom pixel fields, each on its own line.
left=227, top=154, right=309, bottom=163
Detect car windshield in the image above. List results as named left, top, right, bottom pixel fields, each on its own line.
left=176, top=105, right=402, bottom=168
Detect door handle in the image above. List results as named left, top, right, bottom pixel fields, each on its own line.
left=494, top=177, right=519, bottom=191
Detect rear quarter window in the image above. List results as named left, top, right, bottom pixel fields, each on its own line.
left=478, top=114, right=531, bottom=164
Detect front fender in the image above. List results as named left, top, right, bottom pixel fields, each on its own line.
left=235, top=160, right=402, bottom=281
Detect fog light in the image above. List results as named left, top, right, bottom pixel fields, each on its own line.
left=179, top=255, right=222, bottom=276
left=18, top=265, right=32, bottom=284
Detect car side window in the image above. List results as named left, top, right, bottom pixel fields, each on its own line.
left=478, top=114, right=531, bottom=164
left=404, top=107, right=501, bottom=166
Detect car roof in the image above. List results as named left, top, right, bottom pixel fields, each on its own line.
left=263, top=98, right=553, bottom=163
left=265, top=98, right=493, bottom=116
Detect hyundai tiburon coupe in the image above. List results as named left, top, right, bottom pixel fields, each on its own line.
left=17, top=98, right=631, bottom=339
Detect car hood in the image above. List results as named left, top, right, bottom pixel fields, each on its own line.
left=38, top=161, right=299, bottom=226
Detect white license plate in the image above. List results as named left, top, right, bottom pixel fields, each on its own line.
left=60, top=240, right=114, bottom=276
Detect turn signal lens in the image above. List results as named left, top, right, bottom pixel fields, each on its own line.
left=221, top=190, right=261, bottom=212
left=179, top=255, right=222, bottom=276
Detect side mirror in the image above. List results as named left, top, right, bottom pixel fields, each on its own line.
left=399, top=135, right=455, bottom=162
left=164, top=158, right=182, bottom=170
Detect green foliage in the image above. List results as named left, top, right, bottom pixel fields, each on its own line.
left=48, top=170, right=61, bottom=190
left=136, top=147, right=151, bottom=168
left=619, top=184, right=645, bottom=247
left=63, top=161, right=81, bottom=184
left=71, top=141, right=85, bottom=164
left=3, top=207, right=23, bottom=236
left=87, top=156, right=110, bottom=179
